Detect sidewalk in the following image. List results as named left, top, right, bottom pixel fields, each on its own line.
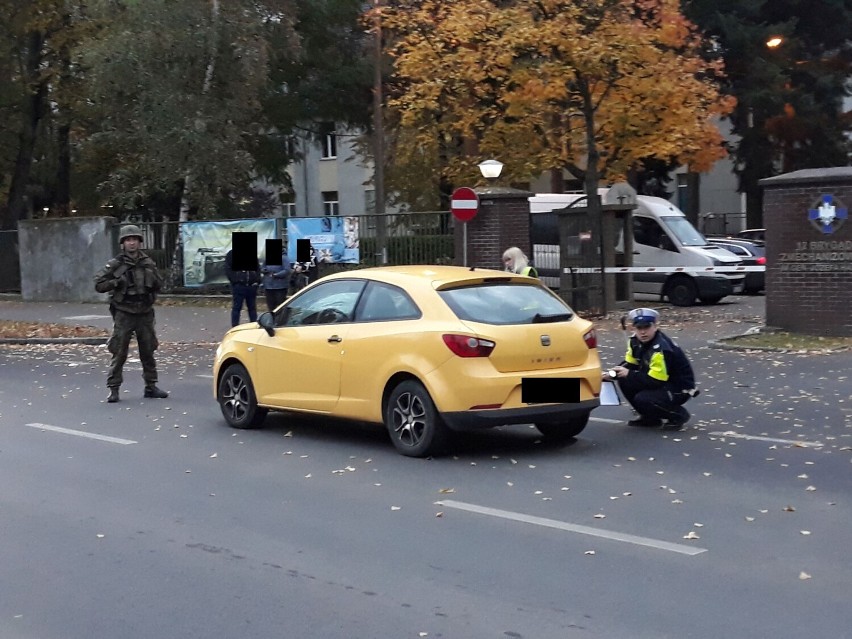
left=0, top=292, right=767, bottom=346
left=0, top=294, right=235, bottom=344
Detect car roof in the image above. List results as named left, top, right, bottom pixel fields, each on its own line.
left=321, top=265, right=536, bottom=289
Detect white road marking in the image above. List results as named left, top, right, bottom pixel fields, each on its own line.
left=590, top=416, right=622, bottom=424
left=439, top=500, right=707, bottom=556
left=63, top=315, right=111, bottom=321
left=26, top=423, right=137, bottom=446
left=709, top=431, right=823, bottom=448
left=196, top=374, right=214, bottom=379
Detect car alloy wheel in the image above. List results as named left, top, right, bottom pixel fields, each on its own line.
left=218, top=363, right=268, bottom=429
left=386, top=380, right=447, bottom=457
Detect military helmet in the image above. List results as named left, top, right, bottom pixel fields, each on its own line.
left=119, top=224, right=144, bottom=244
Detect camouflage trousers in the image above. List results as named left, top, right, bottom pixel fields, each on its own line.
left=106, top=308, right=160, bottom=388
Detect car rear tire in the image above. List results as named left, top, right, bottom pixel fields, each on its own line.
left=218, top=363, right=268, bottom=429
left=536, top=413, right=589, bottom=442
left=666, top=276, right=697, bottom=307
left=699, top=295, right=724, bottom=305
left=385, top=380, right=447, bottom=457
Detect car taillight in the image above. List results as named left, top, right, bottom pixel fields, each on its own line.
left=756, top=256, right=766, bottom=265
left=442, top=334, right=495, bottom=357
left=583, top=329, right=597, bottom=349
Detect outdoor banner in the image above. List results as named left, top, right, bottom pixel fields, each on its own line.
left=181, top=219, right=278, bottom=287
left=286, top=217, right=360, bottom=266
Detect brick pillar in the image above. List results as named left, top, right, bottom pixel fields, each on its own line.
left=454, top=187, right=533, bottom=271
left=760, top=168, right=852, bottom=336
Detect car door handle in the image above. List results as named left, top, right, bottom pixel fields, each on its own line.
left=328, top=335, right=342, bottom=343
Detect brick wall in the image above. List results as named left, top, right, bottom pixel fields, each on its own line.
left=454, top=187, right=533, bottom=271
left=761, top=168, right=852, bottom=336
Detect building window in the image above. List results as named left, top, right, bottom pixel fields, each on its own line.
left=323, top=191, right=339, bottom=216
left=282, top=201, right=296, bottom=217
left=320, top=122, right=337, bottom=159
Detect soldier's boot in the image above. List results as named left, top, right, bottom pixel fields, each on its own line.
left=144, top=385, right=169, bottom=399
left=107, top=387, right=120, bottom=403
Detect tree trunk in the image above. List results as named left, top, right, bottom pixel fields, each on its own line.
left=3, top=31, right=46, bottom=230
left=178, top=0, right=220, bottom=223
left=56, top=123, right=72, bottom=217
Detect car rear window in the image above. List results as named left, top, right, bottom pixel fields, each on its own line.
left=439, top=283, right=575, bottom=325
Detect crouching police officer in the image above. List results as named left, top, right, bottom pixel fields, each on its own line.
left=94, top=225, right=169, bottom=403
left=606, top=308, right=696, bottom=428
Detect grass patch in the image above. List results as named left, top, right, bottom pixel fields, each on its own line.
left=720, top=330, right=852, bottom=352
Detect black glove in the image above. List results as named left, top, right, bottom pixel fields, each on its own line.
left=113, top=278, right=127, bottom=291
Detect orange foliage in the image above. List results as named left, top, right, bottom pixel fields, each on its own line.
left=384, top=0, right=735, bottom=187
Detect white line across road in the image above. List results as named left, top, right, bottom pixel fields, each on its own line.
left=590, top=416, right=623, bottom=424
left=439, top=500, right=707, bottom=556
left=709, top=431, right=824, bottom=448
left=26, top=423, right=137, bottom=446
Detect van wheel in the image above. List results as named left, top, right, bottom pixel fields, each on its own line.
left=666, top=276, right=697, bottom=307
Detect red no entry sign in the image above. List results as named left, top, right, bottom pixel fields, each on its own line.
left=451, top=187, right=479, bottom=222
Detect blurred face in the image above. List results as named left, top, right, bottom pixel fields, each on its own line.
left=503, top=255, right=514, bottom=270
left=122, top=236, right=141, bottom=255
left=633, top=322, right=657, bottom=342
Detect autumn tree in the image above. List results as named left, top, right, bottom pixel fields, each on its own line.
left=75, top=0, right=302, bottom=220
left=384, top=0, right=734, bottom=214
left=685, top=0, right=852, bottom=227
left=0, top=0, right=92, bottom=229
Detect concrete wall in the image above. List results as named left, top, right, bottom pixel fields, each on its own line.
left=761, top=168, right=852, bottom=336
left=19, top=217, right=117, bottom=302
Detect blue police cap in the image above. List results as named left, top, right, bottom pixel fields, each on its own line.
left=628, top=307, right=659, bottom=327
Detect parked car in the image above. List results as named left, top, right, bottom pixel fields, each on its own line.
left=706, top=237, right=765, bottom=294
left=736, top=228, right=765, bottom=242
left=213, top=265, right=603, bottom=457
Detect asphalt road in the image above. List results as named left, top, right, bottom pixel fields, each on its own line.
left=1, top=294, right=851, bottom=638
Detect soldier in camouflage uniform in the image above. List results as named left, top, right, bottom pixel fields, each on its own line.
left=94, top=225, right=169, bottom=403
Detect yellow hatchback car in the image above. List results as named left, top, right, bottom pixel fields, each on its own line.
left=213, top=265, right=602, bottom=457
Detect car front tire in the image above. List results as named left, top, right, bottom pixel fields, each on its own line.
left=536, top=413, right=590, bottom=442
left=666, top=275, right=697, bottom=307
left=385, top=380, right=447, bottom=457
left=218, top=363, right=268, bottom=429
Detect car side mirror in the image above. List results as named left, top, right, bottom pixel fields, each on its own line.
left=258, top=312, right=275, bottom=337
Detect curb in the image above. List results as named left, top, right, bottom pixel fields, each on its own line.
left=0, top=336, right=108, bottom=345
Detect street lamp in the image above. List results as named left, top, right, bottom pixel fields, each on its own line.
left=478, top=159, right=504, bottom=180
left=766, top=36, right=783, bottom=49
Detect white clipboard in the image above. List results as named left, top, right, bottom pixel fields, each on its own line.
left=600, top=380, right=621, bottom=406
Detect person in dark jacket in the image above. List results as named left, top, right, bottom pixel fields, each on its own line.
left=607, top=308, right=696, bottom=428
left=94, top=224, right=168, bottom=403
left=261, top=250, right=291, bottom=313
left=225, top=249, right=260, bottom=327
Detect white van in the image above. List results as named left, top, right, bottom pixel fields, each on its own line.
left=529, top=190, right=745, bottom=306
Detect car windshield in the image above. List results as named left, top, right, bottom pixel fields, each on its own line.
left=660, top=217, right=708, bottom=247
left=439, top=283, right=575, bottom=325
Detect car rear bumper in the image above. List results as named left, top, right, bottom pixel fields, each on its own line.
left=441, top=398, right=600, bottom=431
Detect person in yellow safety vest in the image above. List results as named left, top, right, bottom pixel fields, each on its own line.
left=606, top=308, right=697, bottom=429
left=502, top=246, right=538, bottom=278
